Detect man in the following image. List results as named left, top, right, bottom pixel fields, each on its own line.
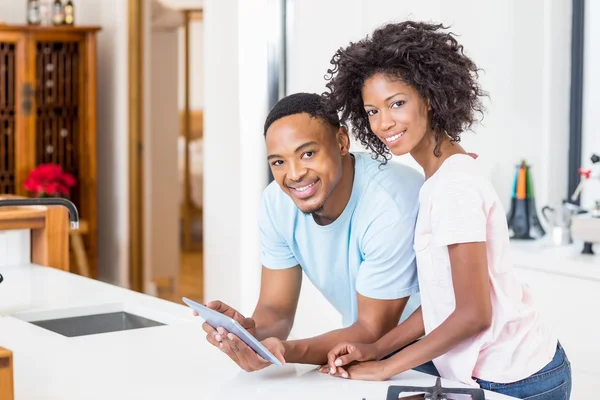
left=200, top=93, right=424, bottom=373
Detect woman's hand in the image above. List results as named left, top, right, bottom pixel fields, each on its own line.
left=318, top=358, right=393, bottom=381
left=343, top=359, right=393, bottom=381
left=318, top=342, right=380, bottom=378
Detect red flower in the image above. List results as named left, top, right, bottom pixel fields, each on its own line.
left=24, top=163, right=77, bottom=198
left=61, top=173, right=76, bottom=187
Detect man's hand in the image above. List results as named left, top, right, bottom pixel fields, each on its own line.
left=197, top=300, right=285, bottom=371
left=317, top=341, right=379, bottom=378
left=219, top=336, right=285, bottom=372
left=199, top=300, right=257, bottom=346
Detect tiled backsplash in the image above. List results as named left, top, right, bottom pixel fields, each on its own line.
left=0, top=230, right=30, bottom=267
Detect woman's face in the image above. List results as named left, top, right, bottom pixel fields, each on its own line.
left=361, top=73, right=431, bottom=156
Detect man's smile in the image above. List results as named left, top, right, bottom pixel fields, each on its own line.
left=287, top=179, right=320, bottom=199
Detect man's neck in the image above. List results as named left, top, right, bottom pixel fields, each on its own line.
left=312, top=154, right=355, bottom=226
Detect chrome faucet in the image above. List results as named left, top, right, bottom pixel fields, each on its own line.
left=0, top=197, right=79, bottom=229
left=0, top=197, right=79, bottom=285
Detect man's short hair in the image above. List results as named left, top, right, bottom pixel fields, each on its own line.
left=263, top=93, right=340, bottom=136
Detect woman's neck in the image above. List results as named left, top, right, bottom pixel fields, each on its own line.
left=411, top=133, right=466, bottom=179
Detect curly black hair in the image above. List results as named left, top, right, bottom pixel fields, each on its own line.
left=323, top=21, right=486, bottom=161
left=264, top=92, right=340, bottom=136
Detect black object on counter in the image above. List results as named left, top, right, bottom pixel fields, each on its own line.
left=387, top=377, right=485, bottom=400
left=582, top=242, right=595, bottom=255
left=507, top=161, right=546, bottom=240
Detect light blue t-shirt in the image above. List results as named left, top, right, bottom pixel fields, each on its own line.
left=258, top=152, right=424, bottom=327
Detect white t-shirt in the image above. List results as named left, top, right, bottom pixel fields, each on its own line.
left=414, top=154, right=556, bottom=386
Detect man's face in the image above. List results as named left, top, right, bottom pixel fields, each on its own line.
left=266, top=113, right=347, bottom=214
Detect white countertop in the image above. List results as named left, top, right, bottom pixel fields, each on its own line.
left=0, top=264, right=516, bottom=400
left=510, top=239, right=600, bottom=281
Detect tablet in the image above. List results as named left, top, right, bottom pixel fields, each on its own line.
left=182, top=297, right=283, bottom=366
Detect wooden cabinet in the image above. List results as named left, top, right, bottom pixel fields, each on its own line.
left=0, top=25, right=100, bottom=277
left=0, top=346, right=14, bottom=400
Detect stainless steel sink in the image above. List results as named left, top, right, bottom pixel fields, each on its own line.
left=30, top=311, right=164, bottom=337
left=13, top=303, right=168, bottom=337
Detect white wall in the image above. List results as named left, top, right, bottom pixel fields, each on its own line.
left=202, top=0, right=269, bottom=315
left=196, top=0, right=575, bottom=339
left=91, top=1, right=130, bottom=287
left=284, top=0, right=573, bottom=338
left=0, top=3, right=25, bottom=22
left=0, top=0, right=130, bottom=287
left=582, top=0, right=600, bottom=208
left=287, top=0, right=572, bottom=215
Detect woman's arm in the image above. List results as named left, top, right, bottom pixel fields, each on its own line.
left=325, top=306, right=424, bottom=375
left=284, top=292, right=409, bottom=365
left=373, top=306, right=424, bottom=359
left=379, top=241, right=491, bottom=378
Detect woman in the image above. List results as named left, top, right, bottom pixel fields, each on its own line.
left=320, top=21, right=572, bottom=399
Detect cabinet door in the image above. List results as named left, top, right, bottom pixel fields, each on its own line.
left=26, top=32, right=87, bottom=212
left=0, top=32, right=27, bottom=195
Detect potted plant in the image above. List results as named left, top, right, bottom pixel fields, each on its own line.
left=24, top=163, right=76, bottom=198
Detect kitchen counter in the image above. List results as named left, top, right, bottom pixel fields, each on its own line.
left=510, top=239, right=600, bottom=281
left=509, top=239, right=600, bottom=399
left=0, top=264, right=516, bottom=400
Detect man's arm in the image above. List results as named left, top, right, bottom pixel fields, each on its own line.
left=282, top=193, right=421, bottom=366
left=252, top=189, right=304, bottom=340
left=282, top=294, right=409, bottom=365
left=214, top=186, right=418, bottom=370
left=252, top=265, right=303, bottom=341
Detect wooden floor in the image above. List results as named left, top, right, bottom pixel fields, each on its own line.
left=154, top=215, right=204, bottom=304
left=155, top=250, right=204, bottom=304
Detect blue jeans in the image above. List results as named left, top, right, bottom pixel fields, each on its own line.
left=386, top=342, right=572, bottom=399
left=476, top=342, right=571, bottom=399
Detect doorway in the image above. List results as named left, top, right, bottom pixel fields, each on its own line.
left=174, top=8, right=204, bottom=302
left=127, top=0, right=204, bottom=303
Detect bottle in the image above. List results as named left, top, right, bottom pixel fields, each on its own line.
left=52, top=0, right=64, bottom=25
left=39, top=0, right=51, bottom=26
left=27, top=0, right=41, bottom=25
left=64, top=0, right=75, bottom=26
